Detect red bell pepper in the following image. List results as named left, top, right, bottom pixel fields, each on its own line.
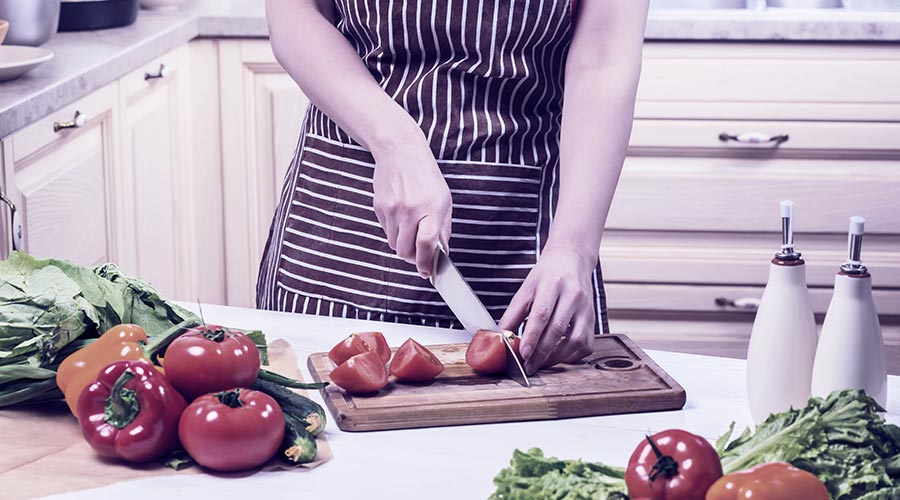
left=77, top=359, right=187, bottom=463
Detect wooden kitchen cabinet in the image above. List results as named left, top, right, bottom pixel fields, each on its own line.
left=1, top=82, right=124, bottom=268
left=218, top=40, right=310, bottom=307
left=117, top=44, right=196, bottom=301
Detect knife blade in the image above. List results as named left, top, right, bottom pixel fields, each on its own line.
left=430, top=243, right=530, bottom=387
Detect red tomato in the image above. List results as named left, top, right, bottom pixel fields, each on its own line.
left=179, top=389, right=284, bottom=472
left=330, top=351, right=389, bottom=394
left=328, top=335, right=371, bottom=366
left=329, top=331, right=391, bottom=365
left=465, top=329, right=520, bottom=375
left=163, top=324, right=261, bottom=401
left=356, top=331, right=391, bottom=363
left=625, top=429, right=723, bottom=500
left=390, top=338, right=444, bottom=382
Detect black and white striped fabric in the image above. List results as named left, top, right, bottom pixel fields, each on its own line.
left=257, top=0, right=608, bottom=333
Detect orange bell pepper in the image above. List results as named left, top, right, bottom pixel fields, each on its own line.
left=56, top=324, right=150, bottom=417
left=705, top=462, right=829, bottom=500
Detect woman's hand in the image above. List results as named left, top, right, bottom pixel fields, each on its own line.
left=499, top=244, right=597, bottom=375
left=372, top=139, right=453, bottom=278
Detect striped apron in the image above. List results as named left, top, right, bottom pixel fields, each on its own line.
left=257, top=0, right=609, bottom=334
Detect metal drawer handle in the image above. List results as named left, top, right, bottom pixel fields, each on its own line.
left=719, top=132, right=789, bottom=145
left=144, top=64, right=172, bottom=81
left=53, top=111, right=87, bottom=133
left=715, top=297, right=761, bottom=311
left=0, top=192, right=21, bottom=251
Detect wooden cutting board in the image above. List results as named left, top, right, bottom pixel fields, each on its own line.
left=307, top=334, right=686, bottom=432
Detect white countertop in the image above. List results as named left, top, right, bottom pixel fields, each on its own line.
left=39, top=303, right=900, bottom=500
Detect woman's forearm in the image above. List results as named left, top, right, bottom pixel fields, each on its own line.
left=265, top=0, right=422, bottom=156
left=548, top=1, right=648, bottom=260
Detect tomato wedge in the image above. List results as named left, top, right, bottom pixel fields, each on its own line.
left=390, top=339, right=444, bottom=382
left=328, top=331, right=391, bottom=365
left=465, top=330, right=520, bottom=375
left=330, top=351, right=389, bottom=394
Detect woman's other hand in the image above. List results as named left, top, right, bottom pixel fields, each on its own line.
left=372, top=136, right=452, bottom=279
left=499, top=244, right=597, bottom=375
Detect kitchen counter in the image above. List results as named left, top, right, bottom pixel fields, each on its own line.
left=1, top=0, right=900, bottom=138
left=38, top=303, right=900, bottom=500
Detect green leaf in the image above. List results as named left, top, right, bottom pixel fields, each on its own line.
left=161, top=449, right=195, bottom=471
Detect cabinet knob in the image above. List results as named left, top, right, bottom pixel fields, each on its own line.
left=0, top=192, right=21, bottom=251
left=719, top=132, right=789, bottom=145
left=715, top=297, right=761, bottom=311
left=144, top=64, right=172, bottom=81
left=53, top=111, right=87, bottom=133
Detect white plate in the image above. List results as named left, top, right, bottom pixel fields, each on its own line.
left=0, top=46, right=54, bottom=82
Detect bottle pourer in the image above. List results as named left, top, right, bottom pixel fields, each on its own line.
left=840, top=216, right=868, bottom=275
left=775, top=200, right=802, bottom=261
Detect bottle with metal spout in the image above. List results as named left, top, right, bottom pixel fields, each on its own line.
left=746, top=201, right=819, bottom=424
left=811, top=217, right=887, bottom=406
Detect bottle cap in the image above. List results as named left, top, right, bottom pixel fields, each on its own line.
left=841, top=216, right=867, bottom=274
left=849, top=216, right=865, bottom=236
left=775, top=200, right=801, bottom=261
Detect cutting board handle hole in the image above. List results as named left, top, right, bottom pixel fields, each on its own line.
left=594, top=357, right=640, bottom=371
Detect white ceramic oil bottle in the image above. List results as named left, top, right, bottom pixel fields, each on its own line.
left=811, top=216, right=887, bottom=407
left=746, top=201, right=819, bottom=424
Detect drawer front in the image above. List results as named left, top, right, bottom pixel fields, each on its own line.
left=638, top=43, right=900, bottom=121
left=600, top=231, right=900, bottom=289
left=607, top=155, right=900, bottom=234
left=12, top=83, right=118, bottom=163
left=630, top=120, right=900, bottom=153
left=604, top=283, right=900, bottom=316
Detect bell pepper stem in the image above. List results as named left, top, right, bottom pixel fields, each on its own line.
left=216, top=389, right=244, bottom=408
left=104, top=370, right=140, bottom=429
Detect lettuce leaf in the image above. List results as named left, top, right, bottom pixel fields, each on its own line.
left=718, top=389, right=900, bottom=500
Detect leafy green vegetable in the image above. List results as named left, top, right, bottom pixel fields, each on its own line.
left=490, top=448, right=627, bottom=500
left=717, top=389, right=900, bottom=500
left=0, top=252, right=199, bottom=407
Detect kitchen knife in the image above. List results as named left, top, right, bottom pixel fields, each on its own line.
left=430, top=243, right=530, bottom=387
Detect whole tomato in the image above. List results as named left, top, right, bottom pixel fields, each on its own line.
left=626, top=429, right=723, bottom=500
left=179, top=389, right=284, bottom=472
left=328, top=331, right=391, bottom=365
left=390, top=338, right=444, bottom=382
left=330, top=351, right=389, bottom=394
left=465, top=330, right=520, bottom=374
left=164, top=324, right=260, bottom=401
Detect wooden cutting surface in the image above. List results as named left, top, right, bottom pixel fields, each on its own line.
left=307, top=334, right=686, bottom=432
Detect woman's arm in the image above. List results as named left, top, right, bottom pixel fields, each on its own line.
left=500, top=1, right=650, bottom=374
left=266, top=0, right=452, bottom=277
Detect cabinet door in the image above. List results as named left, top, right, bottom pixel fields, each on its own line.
left=219, top=40, right=310, bottom=307
left=118, top=45, right=194, bottom=301
left=4, top=83, right=122, bottom=267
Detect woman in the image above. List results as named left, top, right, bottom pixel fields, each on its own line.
left=258, top=0, right=649, bottom=375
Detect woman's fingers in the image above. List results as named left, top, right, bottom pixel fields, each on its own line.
left=499, top=277, right=536, bottom=334
left=542, top=305, right=595, bottom=368
left=414, top=215, right=441, bottom=278
left=522, top=291, right=577, bottom=375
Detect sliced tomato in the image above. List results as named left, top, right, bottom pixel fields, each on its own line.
left=356, top=331, right=391, bottom=363
left=330, top=351, right=389, bottom=394
left=466, top=330, right=520, bottom=375
left=328, top=335, right=371, bottom=366
left=328, top=331, right=391, bottom=365
left=390, top=339, right=444, bottom=382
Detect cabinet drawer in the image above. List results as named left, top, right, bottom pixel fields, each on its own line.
left=638, top=43, right=900, bottom=121
left=607, top=155, right=900, bottom=234
left=12, top=83, right=118, bottom=163
left=600, top=231, right=900, bottom=289
left=604, top=283, right=900, bottom=316
left=630, top=120, right=900, bottom=153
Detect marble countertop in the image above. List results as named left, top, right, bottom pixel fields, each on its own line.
left=34, top=303, right=900, bottom=499
left=1, top=0, right=899, bottom=138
